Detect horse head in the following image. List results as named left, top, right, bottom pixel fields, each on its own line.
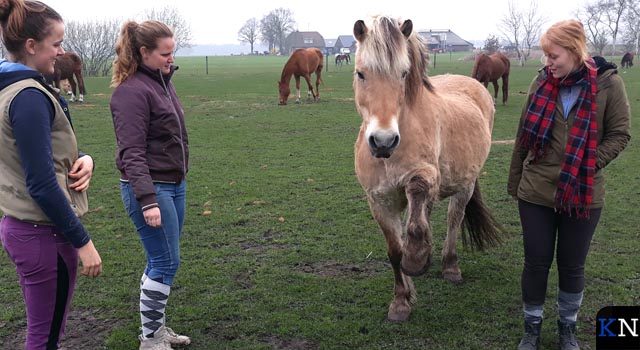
left=353, top=15, right=429, bottom=158
left=277, top=80, right=290, bottom=105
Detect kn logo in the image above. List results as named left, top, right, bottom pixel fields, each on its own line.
left=596, top=306, right=639, bottom=350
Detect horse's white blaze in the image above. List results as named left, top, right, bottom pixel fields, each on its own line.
left=365, top=116, right=399, bottom=141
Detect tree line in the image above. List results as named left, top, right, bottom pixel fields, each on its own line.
left=0, top=6, right=192, bottom=77
left=494, top=0, right=640, bottom=65
left=237, top=8, right=296, bottom=55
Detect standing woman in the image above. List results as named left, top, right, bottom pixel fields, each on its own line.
left=508, top=20, right=630, bottom=350
left=110, top=20, right=190, bottom=350
left=0, top=0, right=102, bottom=349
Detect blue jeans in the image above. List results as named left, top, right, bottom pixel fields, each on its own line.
left=121, top=181, right=186, bottom=285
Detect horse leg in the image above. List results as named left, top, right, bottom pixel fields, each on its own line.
left=442, top=188, right=473, bottom=284
left=75, top=71, right=86, bottom=103
left=303, top=74, right=315, bottom=101
left=401, top=172, right=436, bottom=277
left=501, top=75, right=509, bottom=105
left=68, top=78, right=77, bottom=102
left=491, top=80, right=499, bottom=104
left=369, top=200, right=416, bottom=322
left=294, top=76, right=301, bottom=104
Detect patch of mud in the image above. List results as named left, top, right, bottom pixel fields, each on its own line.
left=0, top=308, right=124, bottom=350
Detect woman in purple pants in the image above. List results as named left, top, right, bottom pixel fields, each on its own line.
left=0, top=1, right=102, bottom=349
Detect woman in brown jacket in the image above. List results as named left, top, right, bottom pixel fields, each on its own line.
left=508, top=20, right=630, bottom=350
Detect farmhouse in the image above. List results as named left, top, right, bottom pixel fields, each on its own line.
left=418, top=29, right=474, bottom=52
left=284, top=31, right=326, bottom=55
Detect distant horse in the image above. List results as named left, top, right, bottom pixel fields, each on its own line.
left=335, top=53, right=350, bottom=66
left=278, top=48, right=323, bottom=105
left=352, top=15, right=504, bottom=322
left=51, top=52, right=86, bottom=102
left=621, top=52, right=634, bottom=69
left=471, top=52, right=510, bottom=105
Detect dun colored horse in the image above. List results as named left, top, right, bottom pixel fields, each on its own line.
left=353, top=15, right=504, bottom=322
left=50, top=52, right=86, bottom=102
left=278, top=48, right=323, bottom=105
left=621, top=52, right=634, bottom=69
left=471, top=52, right=510, bottom=105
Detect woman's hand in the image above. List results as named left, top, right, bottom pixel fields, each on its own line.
left=77, top=240, right=102, bottom=278
left=69, top=155, right=93, bottom=192
left=144, top=207, right=162, bottom=227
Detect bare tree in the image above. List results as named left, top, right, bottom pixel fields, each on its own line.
left=499, top=0, right=524, bottom=65
left=600, top=0, right=628, bottom=57
left=143, top=6, right=192, bottom=55
left=238, top=18, right=260, bottom=54
left=64, top=19, right=121, bottom=76
left=260, top=8, right=296, bottom=54
left=521, top=0, right=547, bottom=64
left=578, top=2, right=609, bottom=55
left=623, top=0, right=640, bottom=54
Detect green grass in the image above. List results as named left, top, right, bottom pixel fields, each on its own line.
left=0, top=53, right=638, bottom=349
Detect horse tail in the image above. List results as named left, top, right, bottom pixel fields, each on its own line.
left=461, top=179, right=506, bottom=250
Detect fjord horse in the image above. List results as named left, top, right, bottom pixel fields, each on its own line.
left=278, top=48, right=323, bottom=105
left=51, top=52, right=86, bottom=102
left=353, top=15, right=504, bottom=322
left=471, top=52, right=510, bottom=105
left=621, top=52, right=634, bottom=69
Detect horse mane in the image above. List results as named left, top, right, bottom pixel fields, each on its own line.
left=358, top=15, right=433, bottom=105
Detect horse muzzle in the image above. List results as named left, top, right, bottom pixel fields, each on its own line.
left=368, top=132, right=400, bottom=158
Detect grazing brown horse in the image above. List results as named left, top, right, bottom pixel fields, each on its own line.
left=50, top=52, right=86, bottom=102
left=335, top=53, right=350, bottom=66
left=471, top=52, right=510, bottom=105
left=353, top=15, right=504, bottom=322
left=621, top=52, right=634, bottom=69
left=278, top=48, right=323, bottom=105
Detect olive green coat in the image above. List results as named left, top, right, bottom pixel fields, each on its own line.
left=507, top=68, right=631, bottom=209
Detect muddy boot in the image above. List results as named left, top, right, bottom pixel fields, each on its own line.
left=517, top=320, right=541, bottom=350
left=558, top=320, right=580, bottom=350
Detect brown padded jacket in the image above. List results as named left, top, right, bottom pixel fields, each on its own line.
left=110, top=65, right=189, bottom=209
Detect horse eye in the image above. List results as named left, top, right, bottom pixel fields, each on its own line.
left=356, top=71, right=365, bottom=80
left=401, top=71, right=408, bottom=79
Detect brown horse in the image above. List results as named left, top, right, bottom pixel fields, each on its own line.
left=278, top=48, right=323, bottom=105
left=335, top=53, right=350, bottom=66
left=50, top=52, right=86, bottom=102
left=471, top=52, right=510, bottom=105
left=353, top=15, right=504, bottom=322
left=621, top=52, right=634, bottom=69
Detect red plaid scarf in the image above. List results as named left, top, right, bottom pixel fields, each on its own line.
left=519, top=60, right=597, bottom=217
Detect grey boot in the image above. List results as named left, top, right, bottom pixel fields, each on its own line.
left=558, top=320, right=580, bottom=350
left=518, top=320, right=541, bottom=350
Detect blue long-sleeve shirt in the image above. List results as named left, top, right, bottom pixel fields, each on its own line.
left=0, top=60, right=90, bottom=248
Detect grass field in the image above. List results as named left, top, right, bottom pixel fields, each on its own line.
left=0, top=52, right=638, bottom=350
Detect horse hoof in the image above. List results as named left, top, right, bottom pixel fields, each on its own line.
left=387, top=305, right=411, bottom=322
left=400, top=252, right=432, bottom=277
left=443, top=271, right=464, bottom=284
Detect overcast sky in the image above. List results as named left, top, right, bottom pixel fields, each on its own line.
left=44, top=0, right=580, bottom=46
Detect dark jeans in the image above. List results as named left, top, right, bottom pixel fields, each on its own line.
left=0, top=215, right=77, bottom=350
left=518, top=200, right=602, bottom=305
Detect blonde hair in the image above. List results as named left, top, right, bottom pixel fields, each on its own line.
left=540, top=19, right=592, bottom=69
left=111, top=20, right=173, bottom=87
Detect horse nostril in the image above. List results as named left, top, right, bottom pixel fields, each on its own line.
left=368, top=135, right=377, bottom=149
left=391, top=135, right=400, bottom=149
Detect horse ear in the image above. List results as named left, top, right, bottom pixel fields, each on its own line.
left=400, top=20, right=413, bottom=38
left=354, top=20, right=367, bottom=42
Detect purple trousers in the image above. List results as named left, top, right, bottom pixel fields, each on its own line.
left=0, top=216, right=78, bottom=350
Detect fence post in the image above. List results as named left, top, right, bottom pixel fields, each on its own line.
left=205, top=56, right=208, bottom=75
